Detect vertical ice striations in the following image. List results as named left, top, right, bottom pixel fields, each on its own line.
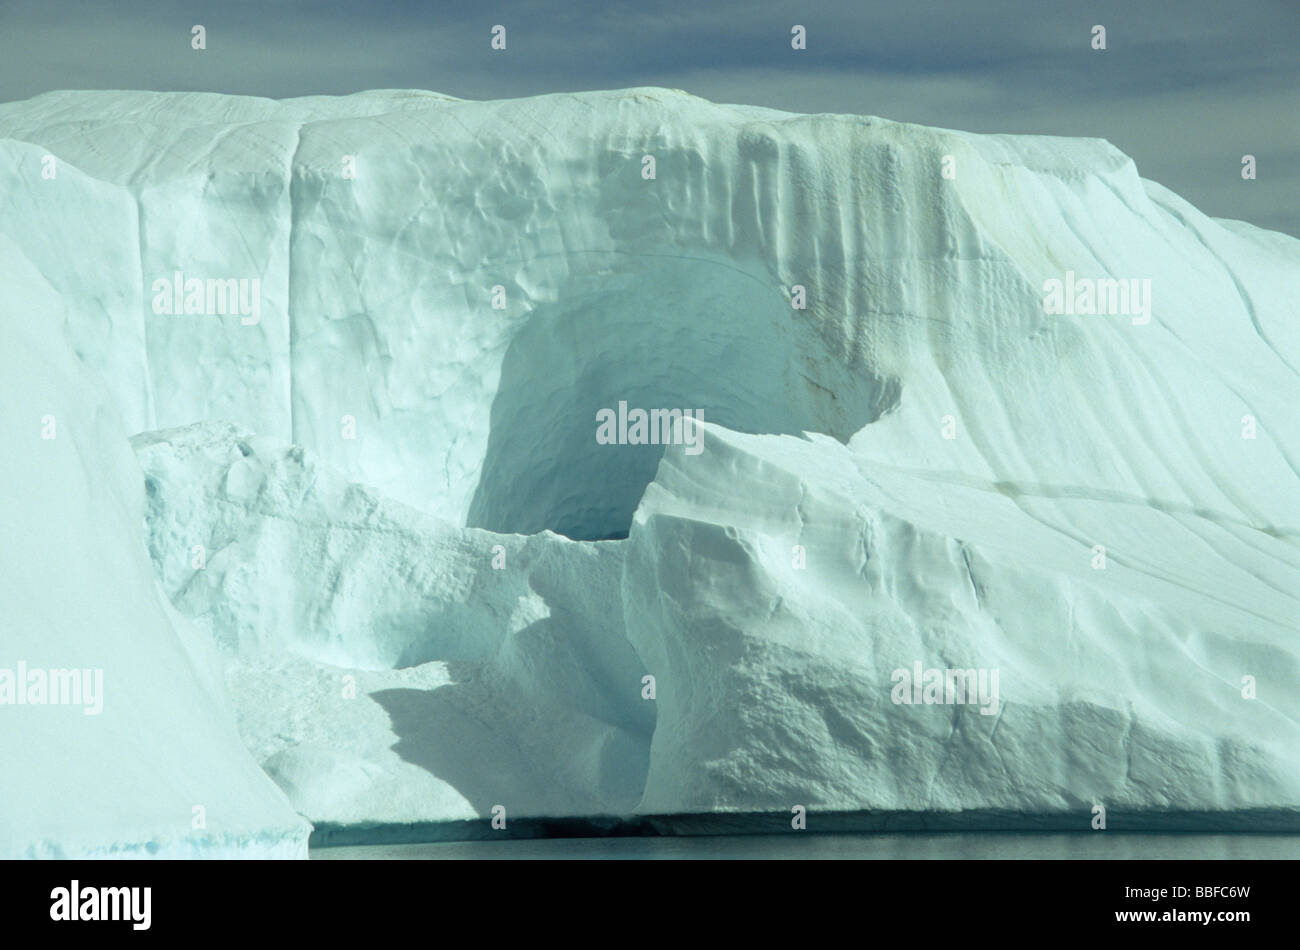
left=2, top=88, right=1294, bottom=540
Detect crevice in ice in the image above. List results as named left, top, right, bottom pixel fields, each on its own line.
left=286, top=121, right=304, bottom=446
left=989, top=700, right=1008, bottom=746
left=133, top=189, right=158, bottom=430
left=1120, top=706, right=1136, bottom=788
left=959, top=542, right=983, bottom=612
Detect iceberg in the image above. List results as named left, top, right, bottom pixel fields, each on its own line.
left=1, top=87, right=1296, bottom=850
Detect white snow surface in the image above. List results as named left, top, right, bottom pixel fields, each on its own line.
left=1, top=88, right=1298, bottom=838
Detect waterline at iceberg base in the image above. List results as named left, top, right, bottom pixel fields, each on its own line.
left=1, top=87, right=1296, bottom=857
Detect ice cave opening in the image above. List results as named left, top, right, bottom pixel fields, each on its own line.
left=465, top=256, right=899, bottom=540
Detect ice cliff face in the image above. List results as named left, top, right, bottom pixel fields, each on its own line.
left=628, top=425, right=1300, bottom=817
left=1, top=88, right=1297, bottom=849
left=0, top=238, right=309, bottom=858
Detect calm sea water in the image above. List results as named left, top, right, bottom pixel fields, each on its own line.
left=312, top=833, right=1299, bottom=860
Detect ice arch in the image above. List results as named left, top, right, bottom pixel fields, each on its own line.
left=467, top=255, right=899, bottom=539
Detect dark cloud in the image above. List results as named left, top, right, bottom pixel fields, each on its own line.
left=0, top=0, right=1296, bottom=235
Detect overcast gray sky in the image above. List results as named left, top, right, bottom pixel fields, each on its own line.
left=1, top=0, right=1296, bottom=235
